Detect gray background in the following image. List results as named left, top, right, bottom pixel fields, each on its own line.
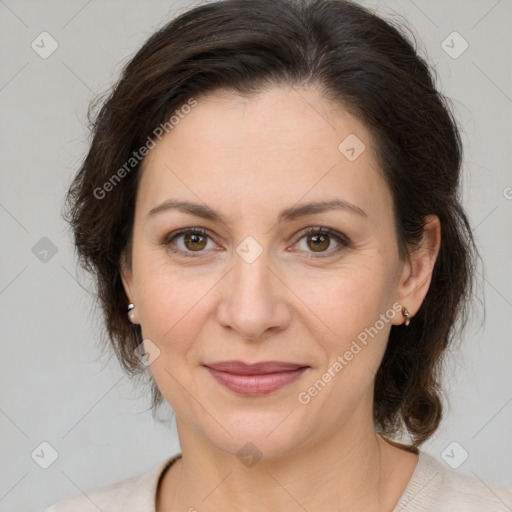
left=0, top=0, right=511, bottom=510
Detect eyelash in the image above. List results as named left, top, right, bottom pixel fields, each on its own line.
left=161, top=227, right=350, bottom=260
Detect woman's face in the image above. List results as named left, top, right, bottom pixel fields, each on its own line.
left=121, top=86, right=418, bottom=458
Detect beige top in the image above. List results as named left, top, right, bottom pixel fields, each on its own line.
left=41, top=450, right=512, bottom=511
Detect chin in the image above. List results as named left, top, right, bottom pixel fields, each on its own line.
left=198, top=407, right=318, bottom=462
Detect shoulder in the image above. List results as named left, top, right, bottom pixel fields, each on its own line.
left=40, top=454, right=181, bottom=512
left=435, top=463, right=512, bottom=511
left=395, top=450, right=512, bottom=512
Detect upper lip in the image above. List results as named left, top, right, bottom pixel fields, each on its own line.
left=204, top=360, right=309, bottom=375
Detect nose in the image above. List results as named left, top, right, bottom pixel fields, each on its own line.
left=216, top=248, right=292, bottom=341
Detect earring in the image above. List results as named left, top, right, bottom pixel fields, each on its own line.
left=402, top=306, right=411, bottom=326
left=127, top=303, right=135, bottom=322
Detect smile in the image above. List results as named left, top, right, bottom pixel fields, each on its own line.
left=203, top=361, right=310, bottom=396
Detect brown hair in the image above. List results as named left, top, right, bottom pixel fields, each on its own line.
left=63, top=0, right=478, bottom=447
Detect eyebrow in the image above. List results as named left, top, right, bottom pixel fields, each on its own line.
left=146, top=198, right=367, bottom=224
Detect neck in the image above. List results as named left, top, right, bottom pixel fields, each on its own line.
left=157, top=418, right=418, bottom=512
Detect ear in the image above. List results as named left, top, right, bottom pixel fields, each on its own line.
left=391, top=214, right=441, bottom=325
left=120, top=251, right=139, bottom=324
left=120, top=251, right=133, bottom=300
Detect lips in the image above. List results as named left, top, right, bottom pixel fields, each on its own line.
left=204, top=360, right=309, bottom=396
left=205, top=360, right=306, bottom=374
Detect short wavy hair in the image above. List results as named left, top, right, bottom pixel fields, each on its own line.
left=63, top=0, right=478, bottom=447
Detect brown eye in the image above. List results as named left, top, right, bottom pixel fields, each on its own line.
left=183, top=232, right=208, bottom=251
left=294, top=227, right=349, bottom=258
left=163, top=228, right=215, bottom=257
left=306, top=233, right=330, bottom=252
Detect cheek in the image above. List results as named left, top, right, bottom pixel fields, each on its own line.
left=137, top=278, right=208, bottom=348
left=132, top=263, right=234, bottom=390
left=293, top=260, right=396, bottom=401
left=136, top=270, right=212, bottom=410
left=295, top=274, right=394, bottom=426
left=132, top=259, right=199, bottom=340
left=293, top=260, right=396, bottom=339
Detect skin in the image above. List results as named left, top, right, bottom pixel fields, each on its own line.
left=120, top=85, right=441, bottom=511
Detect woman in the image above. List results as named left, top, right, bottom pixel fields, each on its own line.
left=45, top=0, right=512, bottom=510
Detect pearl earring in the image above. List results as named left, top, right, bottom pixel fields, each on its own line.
left=402, top=306, right=411, bottom=326
left=127, top=303, right=135, bottom=322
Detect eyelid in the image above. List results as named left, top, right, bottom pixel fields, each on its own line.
left=162, top=227, right=211, bottom=245
left=294, top=226, right=350, bottom=244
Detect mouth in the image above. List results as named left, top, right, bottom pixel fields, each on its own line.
left=203, top=360, right=310, bottom=396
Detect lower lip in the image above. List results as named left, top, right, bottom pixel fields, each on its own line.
left=206, top=367, right=308, bottom=396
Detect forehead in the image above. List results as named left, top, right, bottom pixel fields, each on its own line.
left=151, top=86, right=367, bottom=152
left=137, top=86, right=392, bottom=226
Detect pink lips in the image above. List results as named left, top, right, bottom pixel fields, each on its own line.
left=204, top=361, right=309, bottom=396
